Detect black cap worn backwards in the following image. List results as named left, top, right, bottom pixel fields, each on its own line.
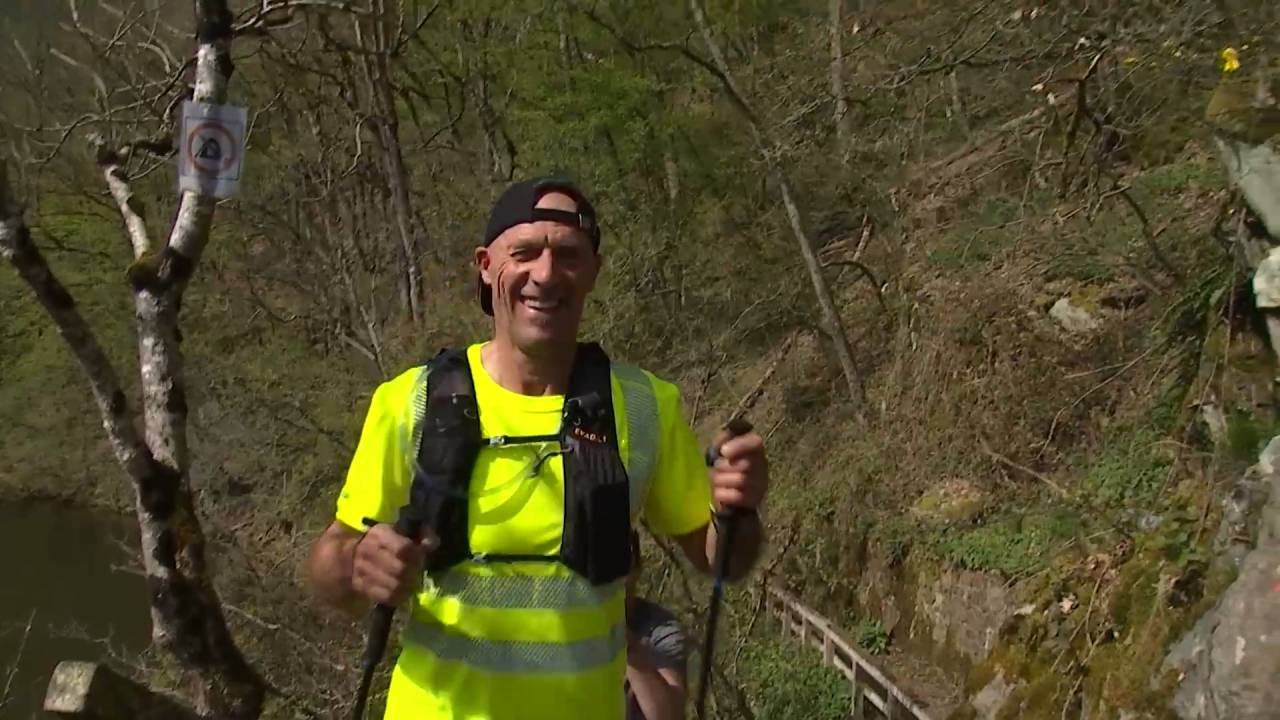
left=478, top=176, right=601, bottom=316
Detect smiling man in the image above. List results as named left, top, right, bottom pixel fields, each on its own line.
left=306, top=176, right=769, bottom=719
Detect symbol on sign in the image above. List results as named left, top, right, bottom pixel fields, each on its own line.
left=196, top=137, right=223, bottom=161
left=186, top=121, right=238, bottom=176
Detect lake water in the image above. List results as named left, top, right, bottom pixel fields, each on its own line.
left=0, top=500, right=151, bottom=719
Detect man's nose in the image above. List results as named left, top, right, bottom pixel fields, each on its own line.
left=528, top=250, right=558, bottom=284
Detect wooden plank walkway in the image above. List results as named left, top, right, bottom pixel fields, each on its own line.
left=765, top=586, right=934, bottom=720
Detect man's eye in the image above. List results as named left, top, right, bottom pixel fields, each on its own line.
left=553, top=248, right=584, bottom=264
left=511, top=249, right=537, bottom=261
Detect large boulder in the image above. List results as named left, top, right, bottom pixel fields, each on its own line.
left=1162, top=437, right=1280, bottom=719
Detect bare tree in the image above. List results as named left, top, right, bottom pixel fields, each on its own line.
left=829, top=0, right=852, bottom=165
left=685, top=0, right=867, bottom=412
left=1, top=1, right=265, bottom=716
left=354, top=0, right=426, bottom=322
left=571, top=0, right=868, bottom=412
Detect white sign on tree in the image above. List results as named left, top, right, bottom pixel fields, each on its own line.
left=178, top=100, right=247, bottom=199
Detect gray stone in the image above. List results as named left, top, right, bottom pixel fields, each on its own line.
left=1199, top=399, right=1229, bottom=446
left=1256, top=248, right=1280, bottom=308
left=1257, top=438, right=1280, bottom=546
left=1204, top=546, right=1280, bottom=719
left=972, top=671, right=1019, bottom=720
left=1165, top=435, right=1280, bottom=720
left=1214, top=468, right=1269, bottom=567
left=1216, top=137, right=1280, bottom=243
left=917, top=568, right=1016, bottom=663
left=1164, top=610, right=1220, bottom=719
left=1136, top=511, right=1163, bottom=532
left=1050, top=297, right=1101, bottom=334
left=44, top=661, right=199, bottom=720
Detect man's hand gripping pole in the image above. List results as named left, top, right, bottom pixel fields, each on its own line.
left=694, top=417, right=753, bottom=719
left=350, top=509, right=424, bottom=720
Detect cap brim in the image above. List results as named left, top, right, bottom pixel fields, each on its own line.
left=478, top=274, right=494, bottom=316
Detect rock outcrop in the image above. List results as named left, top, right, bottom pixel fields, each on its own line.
left=1162, top=437, right=1280, bottom=720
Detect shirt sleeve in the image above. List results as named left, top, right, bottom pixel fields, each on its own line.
left=646, top=610, right=687, bottom=671
left=334, top=367, right=421, bottom=532
left=641, top=375, right=713, bottom=538
left=630, top=599, right=687, bottom=672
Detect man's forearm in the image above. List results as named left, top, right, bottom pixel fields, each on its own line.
left=307, top=524, right=369, bottom=617
left=626, top=664, right=684, bottom=720
left=704, top=511, right=764, bottom=581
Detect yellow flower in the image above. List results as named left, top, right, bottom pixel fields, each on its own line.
left=1220, top=47, right=1241, bottom=73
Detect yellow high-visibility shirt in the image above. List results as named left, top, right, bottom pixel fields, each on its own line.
left=336, top=343, right=711, bottom=719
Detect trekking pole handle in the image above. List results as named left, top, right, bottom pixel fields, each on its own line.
left=704, top=417, right=753, bottom=465
left=694, top=417, right=754, bottom=720
left=366, top=513, right=423, bottom=634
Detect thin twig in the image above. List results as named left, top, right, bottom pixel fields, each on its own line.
left=730, top=331, right=798, bottom=423
left=0, top=610, right=37, bottom=711
left=1110, top=182, right=1184, bottom=283
left=1040, top=346, right=1155, bottom=455
left=981, top=438, right=1069, bottom=498
left=1060, top=675, right=1083, bottom=720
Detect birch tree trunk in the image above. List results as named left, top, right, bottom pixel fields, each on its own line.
left=2, top=1, right=265, bottom=716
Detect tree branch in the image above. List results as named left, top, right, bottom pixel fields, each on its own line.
left=0, top=165, right=154, bottom=502
left=233, top=0, right=374, bottom=37
left=94, top=137, right=154, bottom=259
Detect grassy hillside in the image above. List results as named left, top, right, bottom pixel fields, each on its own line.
left=3, top=0, right=1278, bottom=718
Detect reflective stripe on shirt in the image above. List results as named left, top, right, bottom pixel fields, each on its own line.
left=427, top=570, right=623, bottom=610
left=404, top=619, right=626, bottom=674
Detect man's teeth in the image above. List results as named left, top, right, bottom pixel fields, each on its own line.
left=522, top=298, right=561, bottom=310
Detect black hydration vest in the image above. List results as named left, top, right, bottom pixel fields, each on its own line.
left=403, top=343, right=633, bottom=586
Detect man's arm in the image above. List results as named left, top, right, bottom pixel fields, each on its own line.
left=306, top=521, right=368, bottom=616
left=626, top=654, right=686, bottom=720
left=306, top=520, right=432, bottom=616
left=626, top=605, right=689, bottom=720
left=674, top=511, right=765, bottom=581
left=674, top=428, right=769, bottom=579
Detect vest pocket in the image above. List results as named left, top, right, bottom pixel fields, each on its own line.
left=561, top=441, right=631, bottom=585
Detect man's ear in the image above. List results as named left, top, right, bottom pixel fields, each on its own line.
left=475, top=246, right=492, bottom=284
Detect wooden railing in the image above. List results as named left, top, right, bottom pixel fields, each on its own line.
left=765, top=586, right=934, bottom=720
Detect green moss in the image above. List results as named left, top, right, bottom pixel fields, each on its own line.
left=966, top=523, right=1231, bottom=719
left=929, top=509, right=1079, bottom=577
left=997, top=674, right=1070, bottom=720
left=1225, top=407, right=1280, bottom=461
left=911, top=482, right=987, bottom=524
left=1082, top=427, right=1170, bottom=506
left=1133, top=160, right=1220, bottom=196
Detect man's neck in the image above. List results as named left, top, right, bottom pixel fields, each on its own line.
left=481, top=337, right=576, bottom=396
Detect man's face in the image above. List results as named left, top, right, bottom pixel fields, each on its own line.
left=476, top=192, right=601, bottom=355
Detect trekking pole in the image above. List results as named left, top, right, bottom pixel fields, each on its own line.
left=694, top=416, right=753, bottom=720
left=351, top=512, right=424, bottom=720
